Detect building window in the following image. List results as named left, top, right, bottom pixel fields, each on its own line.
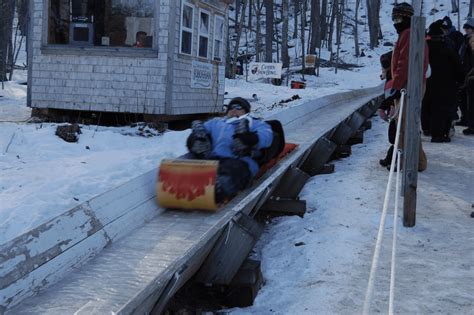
left=180, top=2, right=194, bottom=55
left=198, top=9, right=210, bottom=58
left=48, top=0, right=154, bottom=48
left=213, top=15, right=224, bottom=61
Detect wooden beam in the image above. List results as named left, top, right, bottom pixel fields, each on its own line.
left=347, top=111, right=366, bottom=132
left=403, top=16, right=426, bottom=227
left=347, top=129, right=364, bottom=145
left=331, top=122, right=353, bottom=145
left=363, top=119, right=372, bottom=130
left=300, top=137, right=337, bottom=176
left=260, top=198, right=307, bottom=217
left=331, top=144, right=352, bottom=159
left=194, top=214, right=263, bottom=285
left=270, top=167, right=310, bottom=199
left=316, top=163, right=335, bottom=175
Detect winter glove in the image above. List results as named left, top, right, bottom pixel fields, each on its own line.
left=232, top=132, right=258, bottom=157
left=187, top=120, right=211, bottom=158
left=385, top=88, right=402, bottom=103
left=187, top=133, right=211, bottom=157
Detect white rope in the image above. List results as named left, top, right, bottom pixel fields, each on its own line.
left=362, top=90, right=406, bottom=315
left=389, top=150, right=402, bottom=315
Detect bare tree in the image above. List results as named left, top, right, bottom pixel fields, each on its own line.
left=327, top=0, right=338, bottom=55
left=293, top=0, right=300, bottom=39
left=253, top=0, right=264, bottom=61
left=335, top=0, right=344, bottom=73
left=354, top=0, right=361, bottom=56
left=300, top=0, right=307, bottom=77
left=264, top=0, right=274, bottom=62
left=366, top=0, right=381, bottom=49
left=281, top=0, right=289, bottom=68
left=231, top=0, right=248, bottom=78
left=450, top=0, right=458, bottom=13
left=320, top=0, right=328, bottom=42
left=309, top=0, right=321, bottom=54
left=1, top=0, right=15, bottom=83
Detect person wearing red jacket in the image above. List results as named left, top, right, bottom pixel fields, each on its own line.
left=385, top=2, right=428, bottom=172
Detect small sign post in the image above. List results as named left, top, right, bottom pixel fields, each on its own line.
left=248, top=62, right=282, bottom=80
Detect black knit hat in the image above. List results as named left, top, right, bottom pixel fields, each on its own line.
left=380, top=51, right=392, bottom=69
left=463, top=17, right=474, bottom=29
left=227, top=97, right=251, bottom=113
left=441, top=16, right=453, bottom=29
left=428, top=20, right=445, bottom=36
left=392, top=2, right=414, bottom=21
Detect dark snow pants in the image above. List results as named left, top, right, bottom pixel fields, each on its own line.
left=182, top=153, right=252, bottom=203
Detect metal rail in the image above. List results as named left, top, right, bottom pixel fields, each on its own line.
left=1, top=86, right=383, bottom=314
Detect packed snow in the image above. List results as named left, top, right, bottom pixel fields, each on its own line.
left=0, top=0, right=472, bottom=313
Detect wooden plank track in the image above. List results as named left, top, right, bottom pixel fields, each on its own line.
left=3, top=86, right=383, bottom=314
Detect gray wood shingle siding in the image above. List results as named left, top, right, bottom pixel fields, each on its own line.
left=29, top=0, right=227, bottom=116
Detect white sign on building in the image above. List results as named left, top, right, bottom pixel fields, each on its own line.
left=191, top=61, right=213, bottom=89
left=248, top=62, right=282, bottom=79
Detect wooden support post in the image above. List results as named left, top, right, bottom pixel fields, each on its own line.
left=331, top=144, right=351, bottom=159
left=331, top=122, right=353, bottom=145
left=260, top=198, right=307, bottom=217
left=347, top=129, right=364, bottom=145
left=270, top=167, right=310, bottom=199
left=403, top=15, right=425, bottom=227
left=363, top=119, right=372, bottom=130
left=300, top=137, right=337, bottom=176
left=348, top=111, right=366, bottom=132
left=225, top=259, right=263, bottom=307
left=316, top=163, right=335, bottom=175
left=359, top=105, right=374, bottom=119
left=195, top=214, right=263, bottom=285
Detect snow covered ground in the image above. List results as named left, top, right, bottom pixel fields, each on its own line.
left=0, top=0, right=472, bottom=312
left=230, top=118, right=473, bottom=314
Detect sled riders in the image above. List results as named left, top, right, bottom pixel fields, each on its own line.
left=186, top=97, right=274, bottom=203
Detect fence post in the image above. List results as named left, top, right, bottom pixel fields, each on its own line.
left=402, top=15, right=425, bottom=227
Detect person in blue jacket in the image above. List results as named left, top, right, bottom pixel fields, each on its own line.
left=186, top=97, right=273, bottom=203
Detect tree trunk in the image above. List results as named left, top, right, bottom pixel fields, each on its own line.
left=0, top=0, right=15, bottom=82
left=335, top=0, right=344, bottom=73
left=320, top=0, right=328, bottom=42
left=354, top=0, right=361, bottom=56
left=293, top=0, right=299, bottom=39
left=450, top=0, right=458, bottom=13
left=253, top=0, right=264, bottom=61
left=309, top=0, right=321, bottom=54
left=231, top=0, right=248, bottom=78
left=327, top=0, right=337, bottom=55
left=264, top=0, right=274, bottom=62
left=282, top=0, right=289, bottom=68
left=366, top=0, right=380, bottom=48
left=300, top=0, right=306, bottom=77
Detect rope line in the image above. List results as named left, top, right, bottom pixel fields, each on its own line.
left=388, top=149, right=402, bottom=315
left=362, top=90, right=406, bottom=315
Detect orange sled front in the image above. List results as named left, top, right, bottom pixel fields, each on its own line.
left=157, top=159, right=219, bottom=211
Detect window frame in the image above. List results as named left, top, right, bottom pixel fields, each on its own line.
left=42, top=0, right=158, bottom=56
left=179, top=1, right=195, bottom=56
left=212, top=14, right=224, bottom=62
left=197, top=8, right=211, bottom=59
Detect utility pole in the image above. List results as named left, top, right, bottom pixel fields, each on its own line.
left=403, top=0, right=425, bottom=227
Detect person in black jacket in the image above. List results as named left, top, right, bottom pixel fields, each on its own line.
left=441, top=16, right=464, bottom=53
left=378, top=51, right=397, bottom=167
left=459, top=18, right=474, bottom=135
left=423, top=20, right=465, bottom=142
left=457, top=18, right=474, bottom=128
